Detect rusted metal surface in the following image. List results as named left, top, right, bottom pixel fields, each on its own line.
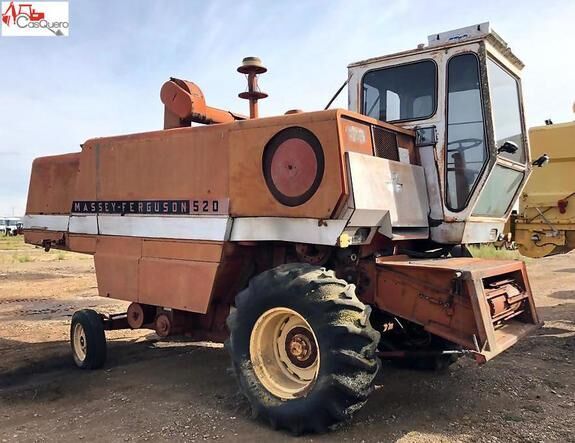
left=139, top=258, right=218, bottom=314
left=294, top=243, right=331, bottom=265
left=237, top=57, right=267, bottom=119
left=23, top=230, right=65, bottom=250
left=102, top=313, right=130, bottom=331
left=94, top=236, right=141, bottom=303
left=127, top=303, right=155, bottom=329
left=160, top=78, right=245, bottom=128
left=68, top=235, right=97, bottom=254
left=339, top=117, right=373, bottom=156
left=154, top=313, right=172, bottom=337
left=374, top=256, right=541, bottom=362
left=266, top=133, right=320, bottom=203
left=26, top=153, right=80, bottom=215
left=127, top=303, right=145, bottom=329
left=228, top=111, right=344, bottom=218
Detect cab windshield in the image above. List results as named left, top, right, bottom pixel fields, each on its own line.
left=487, top=59, right=525, bottom=163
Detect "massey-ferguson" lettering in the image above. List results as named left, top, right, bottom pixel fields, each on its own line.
left=71, top=199, right=228, bottom=215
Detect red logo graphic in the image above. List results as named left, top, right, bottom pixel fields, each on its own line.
left=2, top=1, right=45, bottom=27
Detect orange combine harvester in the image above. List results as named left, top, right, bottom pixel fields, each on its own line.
left=24, top=23, right=541, bottom=433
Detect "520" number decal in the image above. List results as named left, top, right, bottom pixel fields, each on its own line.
left=190, top=198, right=229, bottom=215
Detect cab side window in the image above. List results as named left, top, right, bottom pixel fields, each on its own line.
left=445, top=53, right=487, bottom=211
left=362, top=60, right=437, bottom=122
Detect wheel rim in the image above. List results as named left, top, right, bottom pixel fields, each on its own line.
left=72, top=323, right=87, bottom=362
left=249, top=307, right=320, bottom=400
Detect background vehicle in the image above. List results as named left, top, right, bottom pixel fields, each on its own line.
left=23, top=23, right=540, bottom=434
left=511, top=117, right=575, bottom=258
left=0, top=216, right=22, bottom=236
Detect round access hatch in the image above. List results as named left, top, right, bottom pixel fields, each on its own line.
left=262, top=127, right=325, bottom=207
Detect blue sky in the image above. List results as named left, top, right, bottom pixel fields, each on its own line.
left=1, top=0, right=574, bottom=216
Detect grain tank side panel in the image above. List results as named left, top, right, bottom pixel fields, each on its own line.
left=228, top=112, right=344, bottom=218
left=26, top=153, right=80, bottom=215
left=138, top=258, right=219, bottom=313
left=93, top=236, right=224, bottom=313
left=68, top=234, right=97, bottom=254
left=83, top=126, right=231, bottom=313
left=138, top=239, right=224, bottom=313
left=74, top=143, right=98, bottom=201
left=88, top=125, right=230, bottom=201
left=94, top=236, right=141, bottom=303
left=24, top=153, right=80, bottom=249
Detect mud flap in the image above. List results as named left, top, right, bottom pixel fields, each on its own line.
left=374, top=256, right=542, bottom=363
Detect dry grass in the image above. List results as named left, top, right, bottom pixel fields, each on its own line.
left=468, top=244, right=527, bottom=261
left=0, top=235, right=23, bottom=250
left=0, top=236, right=82, bottom=264
left=14, top=254, right=32, bottom=263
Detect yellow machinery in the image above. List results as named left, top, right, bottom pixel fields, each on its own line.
left=514, top=118, right=575, bottom=257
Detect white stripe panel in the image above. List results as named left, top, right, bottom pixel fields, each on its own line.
left=230, top=217, right=347, bottom=245
left=24, top=214, right=69, bottom=231
left=97, top=215, right=232, bottom=241
left=69, top=215, right=98, bottom=234
left=24, top=214, right=348, bottom=245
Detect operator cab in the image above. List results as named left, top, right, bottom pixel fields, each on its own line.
left=348, top=23, right=530, bottom=244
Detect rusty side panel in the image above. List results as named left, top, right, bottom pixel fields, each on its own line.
left=74, top=142, right=97, bottom=201
left=142, top=239, right=222, bottom=262
left=374, top=257, right=541, bottom=362
left=228, top=111, right=344, bottom=218
left=375, top=261, right=478, bottom=348
left=26, top=153, right=80, bottom=214
left=139, top=239, right=224, bottom=313
left=68, top=234, right=97, bottom=254
left=339, top=116, right=374, bottom=156
left=94, top=236, right=141, bottom=302
left=139, top=258, right=218, bottom=313
left=198, top=243, right=259, bottom=335
left=88, top=126, right=230, bottom=202
left=153, top=243, right=259, bottom=338
left=94, top=237, right=225, bottom=314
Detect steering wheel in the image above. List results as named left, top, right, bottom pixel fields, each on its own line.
left=447, top=138, right=483, bottom=152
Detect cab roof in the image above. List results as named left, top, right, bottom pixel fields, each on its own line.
left=348, top=22, right=524, bottom=70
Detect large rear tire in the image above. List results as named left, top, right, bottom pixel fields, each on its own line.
left=226, top=263, right=380, bottom=434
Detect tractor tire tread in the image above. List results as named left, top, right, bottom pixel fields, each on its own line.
left=226, top=263, right=380, bottom=435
